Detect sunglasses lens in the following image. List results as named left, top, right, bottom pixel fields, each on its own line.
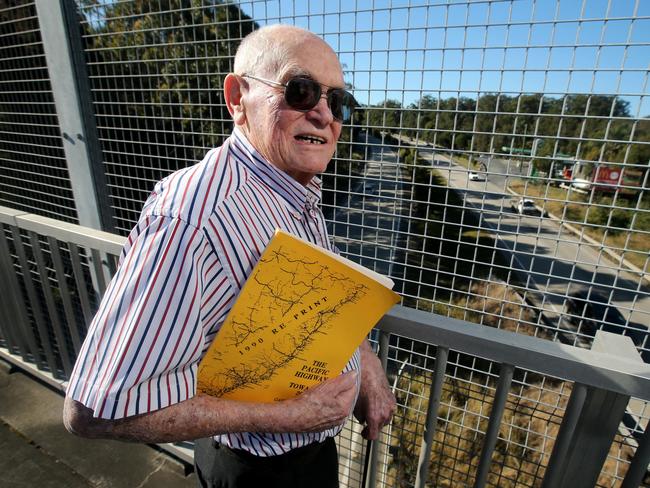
left=285, top=78, right=321, bottom=111
left=285, top=77, right=355, bottom=122
left=328, top=89, right=355, bottom=122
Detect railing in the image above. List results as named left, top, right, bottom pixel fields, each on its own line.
left=1, top=205, right=649, bottom=488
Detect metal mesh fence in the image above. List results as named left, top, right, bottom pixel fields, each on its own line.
left=0, top=0, right=649, bottom=485
left=70, top=0, right=650, bottom=363
left=78, top=1, right=254, bottom=233
left=0, top=0, right=78, bottom=223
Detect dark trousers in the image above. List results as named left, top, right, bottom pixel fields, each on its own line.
left=194, top=437, right=339, bottom=488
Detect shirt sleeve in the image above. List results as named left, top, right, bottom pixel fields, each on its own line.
left=66, top=214, right=228, bottom=419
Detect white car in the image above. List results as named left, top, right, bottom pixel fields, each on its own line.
left=571, top=178, right=591, bottom=190
left=468, top=171, right=486, bottom=181
left=511, top=198, right=538, bottom=215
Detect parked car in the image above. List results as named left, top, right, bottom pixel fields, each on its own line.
left=563, top=290, right=649, bottom=362
left=510, top=198, right=538, bottom=215
left=468, top=171, right=485, bottom=181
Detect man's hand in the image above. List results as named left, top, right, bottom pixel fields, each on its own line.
left=354, top=340, right=397, bottom=440
left=284, top=370, right=358, bottom=432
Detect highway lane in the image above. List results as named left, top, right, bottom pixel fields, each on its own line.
left=439, top=154, right=649, bottom=340
left=326, top=132, right=412, bottom=286
left=326, top=135, right=649, bottom=437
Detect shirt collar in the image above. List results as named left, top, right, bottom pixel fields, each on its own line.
left=229, top=127, right=322, bottom=216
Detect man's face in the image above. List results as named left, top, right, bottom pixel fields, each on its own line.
left=240, top=38, right=344, bottom=185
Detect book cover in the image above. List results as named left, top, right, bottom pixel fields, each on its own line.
left=196, top=229, right=400, bottom=402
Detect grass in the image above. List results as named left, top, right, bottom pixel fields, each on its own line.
left=388, top=366, right=639, bottom=488
left=387, top=282, right=641, bottom=488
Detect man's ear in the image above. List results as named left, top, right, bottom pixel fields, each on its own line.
left=224, top=73, right=247, bottom=126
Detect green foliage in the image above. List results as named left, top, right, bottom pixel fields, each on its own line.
left=586, top=206, right=631, bottom=233
left=362, top=93, right=649, bottom=167
left=363, top=99, right=403, bottom=135
left=398, top=147, right=418, bottom=166
left=585, top=197, right=638, bottom=234
left=74, top=1, right=258, bottom=229
left=80, top=0, right=257, bottom=166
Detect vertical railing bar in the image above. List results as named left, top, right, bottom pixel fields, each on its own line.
left=90, top=248, right=107, bottom=298
left=34, top=0, right=115, bottom=232
left=68, top=243, right=94, bottom=333
left=472, top=363, right=515, bottom=488
left=414, top=345, right=450, bottom=488
left=47, top=236, right=83, bottom=354
left=0, top=258, right=20, bottom=355
left=11, top=227, right=56, bottom=372
left=621, top=420, right=650, bottom=488
left=541, top=382, right=588, bottom=488
left=0, top=226, right=40, bottom=364
left=0, top=227, right=22, bottom=355
left=366, top=330, right=391, bottom=488
left=106, top=252, right=118, bottom=276
left=29, top=233, right=73, bottom=375
left=378, top=330, right=390, bottom=370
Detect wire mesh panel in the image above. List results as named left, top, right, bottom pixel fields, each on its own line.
left=2, top=0, right=650, bottom=485
left=373, top=333, right=649, bottom=488
left=312, top=0, right=650, bottom=364
left=71, top=0, right=650, bottom=362
left=77, top=1, right=256, bottom=234
left=0, top=0, right=78, bottom=222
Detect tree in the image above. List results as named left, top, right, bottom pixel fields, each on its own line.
left=77, top=0, right=257, bottom=230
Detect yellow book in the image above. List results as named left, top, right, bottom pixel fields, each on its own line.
left=196, top=229, right=400, bottom=402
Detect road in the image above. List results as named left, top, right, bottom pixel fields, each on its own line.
left=326, top=132, right=411, bottom=289
left=327, top=133, right=649, bottom=445
left=328, top=134, right=649, bottom=349
left=438, top=155, right=649, bottom=331
left=444, top=153, right=650, bottom=433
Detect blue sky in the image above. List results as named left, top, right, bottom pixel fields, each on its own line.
left=238, top=0, right=650, bottom=117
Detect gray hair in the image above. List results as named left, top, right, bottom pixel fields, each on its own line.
left=233, top=25, right=334, bottom=79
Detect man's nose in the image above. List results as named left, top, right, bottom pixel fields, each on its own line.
left=306, top=95, right=335, bottom=124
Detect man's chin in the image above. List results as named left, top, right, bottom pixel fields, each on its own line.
left=284, top=160, right=331, bottom=184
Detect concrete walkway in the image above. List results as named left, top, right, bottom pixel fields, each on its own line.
left=0, top=359, right=196, bottom=487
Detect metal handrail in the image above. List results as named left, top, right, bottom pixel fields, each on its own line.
left=379, top=305, right=650, bottom=402
left=0, top=206, right=125, bottom=254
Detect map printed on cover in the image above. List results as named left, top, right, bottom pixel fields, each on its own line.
left=196, top=229, right=400, bottom=403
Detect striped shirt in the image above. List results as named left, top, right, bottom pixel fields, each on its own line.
left=67, top=128, right=360, bottom=456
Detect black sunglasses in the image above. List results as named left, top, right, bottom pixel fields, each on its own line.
left=241, top=74, right=356, bottom=123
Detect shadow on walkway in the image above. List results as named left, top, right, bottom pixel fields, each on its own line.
left=0, top=359, right=195, bottom=488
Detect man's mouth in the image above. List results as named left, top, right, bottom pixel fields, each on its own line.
left=295, top=134, right=326, bottom=145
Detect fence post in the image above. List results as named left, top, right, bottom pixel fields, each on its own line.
left=34, top=0, right=114, bottom=232
left=542, top=331, right=642, bottom=488
left=364, top=330, right=392, bottom=488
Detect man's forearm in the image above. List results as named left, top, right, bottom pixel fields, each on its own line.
left=64, top=395, right=279, bottom=443
left=64, top=370, right=358, bottom=443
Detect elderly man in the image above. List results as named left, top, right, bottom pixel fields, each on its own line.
left=64, top=24, right=395, bottom=487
